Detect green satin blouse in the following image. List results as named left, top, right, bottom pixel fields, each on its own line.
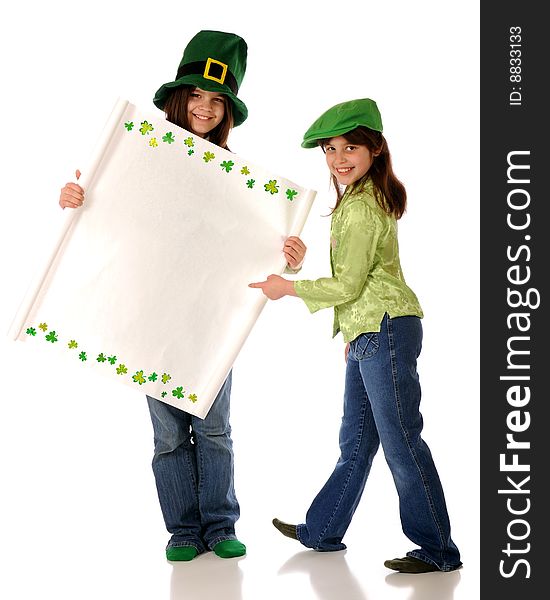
left=294, top=179, right=423, bottom=342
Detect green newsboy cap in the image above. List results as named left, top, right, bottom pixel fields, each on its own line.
left=153, top=30, right=248, bottom=126
left=302, top=98, right=383, bottom=148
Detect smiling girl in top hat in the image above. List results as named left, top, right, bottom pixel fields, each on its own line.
left=249, top=98, right=462, bottom=574
left=58, top=30, right=307, bottom=562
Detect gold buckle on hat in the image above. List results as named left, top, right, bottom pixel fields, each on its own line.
left=203, top=58, right=228, bottom=85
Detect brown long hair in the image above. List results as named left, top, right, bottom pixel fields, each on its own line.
left=321, top=126, right=407, bottom=219
left=163, top=86, right=234, bottom=150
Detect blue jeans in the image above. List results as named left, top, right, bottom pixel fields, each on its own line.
left=297, top=315, right=461, bottom=571
left=146, top=372, right=239, bottom=554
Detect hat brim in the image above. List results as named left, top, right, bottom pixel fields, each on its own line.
left=153, top=75, right=248, bottom=127
left=301, top=122, right=383, bottom=149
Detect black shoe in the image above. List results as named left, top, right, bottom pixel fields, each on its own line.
left=384, top=556, right=441, bottom=573
left=272, top=518, right=298, bottom=540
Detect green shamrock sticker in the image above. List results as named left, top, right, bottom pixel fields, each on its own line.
left=172, top=386, right=184, bottom=399
left=133, top=370, right=146, bottom=385
left=79, top=351, right=87, bottom=361
left=45, top=331, right=58, bottom=343
left=162, top=132, right=175, bottom=144
left=286, top=189, right=298, bottom=201
left=139, top=121, right=154, bottom=135
left=96, top=353, right=107, bottom=363
left=148, top=372, right=158, bottom=382
left=124, top=121, right=134, bottom=131
left=220, top=160, right=234, bottom=172
left=107, top=355, right=117, bottom=365
left=246, top=179, right=255, bottom=189
left=26, top=327, right=36, bottom=336
left=264, top=180, right=279, bottom=195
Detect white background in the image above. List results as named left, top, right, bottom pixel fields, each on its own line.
left=0, top=1, right=479, bottom=599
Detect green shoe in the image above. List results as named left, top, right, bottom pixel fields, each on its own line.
left=272, top=518, right=298, bottom=540
left=213, top=540, right=246, bottom=558
left=166, top=546, right=199, bottom=562
left=384, top=556, right=440, bottom=573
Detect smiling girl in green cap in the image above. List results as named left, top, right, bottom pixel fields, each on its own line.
left=249, top=98, right=462, bottom=574
left=58, top=30, right=306, bottom=563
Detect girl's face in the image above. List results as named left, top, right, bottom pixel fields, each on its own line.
left=187, top=87, right=226, bottom=137
left=324, top=136, right=376, bottom=186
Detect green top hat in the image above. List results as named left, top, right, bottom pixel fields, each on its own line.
left=302, top=98, right=383, bottom=148
left=153, top=30, right=248, bottom=126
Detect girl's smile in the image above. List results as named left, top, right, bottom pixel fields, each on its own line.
left=187, top=87, right=226, bottom=137
left=324, top=136, right=376, bottom=186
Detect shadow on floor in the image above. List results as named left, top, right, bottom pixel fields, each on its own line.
left=385, top=568, right=461, bottom=600
left=278, top=549, right=368, bottom=600
left=170, top=552, right=244, bottom=600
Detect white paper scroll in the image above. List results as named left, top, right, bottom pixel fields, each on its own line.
left=9, top=98, right=316, bottom=418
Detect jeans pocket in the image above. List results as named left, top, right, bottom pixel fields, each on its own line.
left=351, top=332, right=380, bottom=360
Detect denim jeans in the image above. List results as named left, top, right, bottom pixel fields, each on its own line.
left=146, top=371, right=239, bottom=554
left=297, top=315, right=461, bottom=571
